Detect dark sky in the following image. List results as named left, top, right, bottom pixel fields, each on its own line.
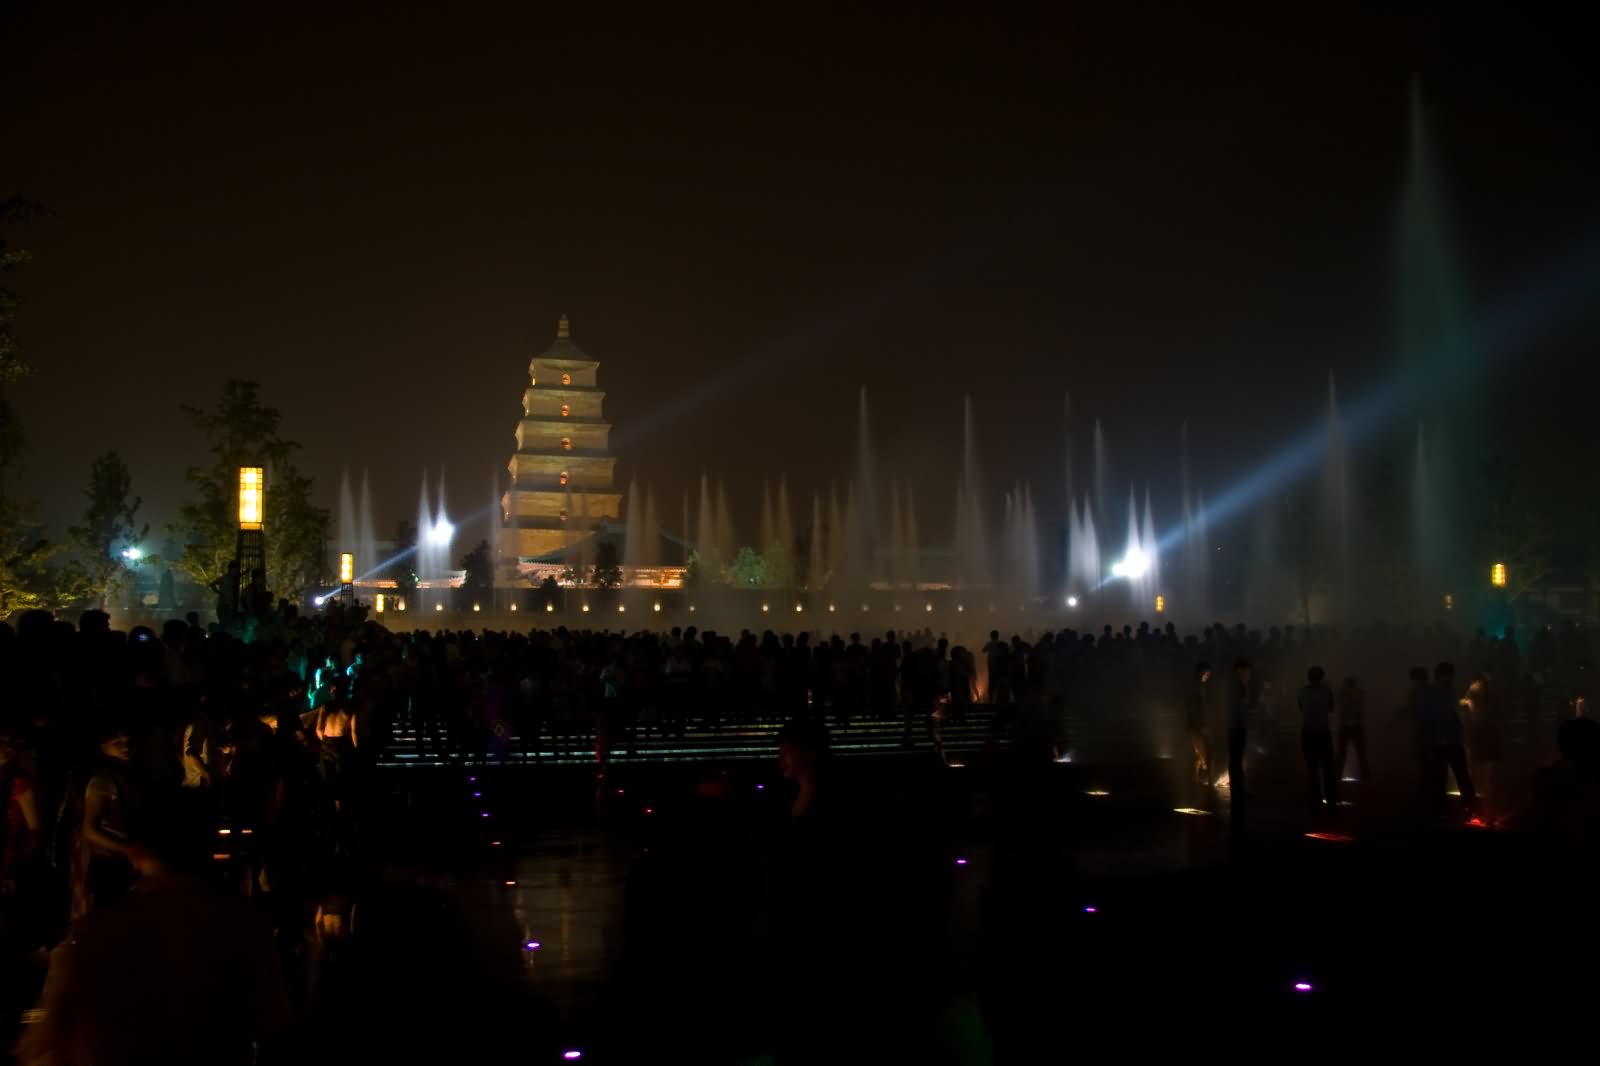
left=4, top=4, right=1597, bottom=550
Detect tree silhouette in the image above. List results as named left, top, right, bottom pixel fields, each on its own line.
left=458, top=539, right=493, bottom=590
left=171, top=381, right=329, bottom=602
left=68, top=451, right=147, bottom=609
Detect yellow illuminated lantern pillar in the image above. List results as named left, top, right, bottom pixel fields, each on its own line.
left=339, top=552, right=355, bottom=601
left=1490, top=563, right=1507, bottom=589
left=233, top=466, right=266, bottom=619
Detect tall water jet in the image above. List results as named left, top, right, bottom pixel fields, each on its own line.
left=855, top=388, right=879, bottom=569
left=1063, top=392, right=1074, bottom=514
left=774, top=476, right=795, bottom=589
left=415, top=470, right=454, bottom=604
left=1397, top=80, right=1470, bottom=590
left=808, top=493, right=825, bottom=592
left=357, top=470, right=377, bottom=585
left=623, top=474, right=644, bottom=575
left=337, top=469, right=357, bottom=578
left=714, top=479, right=734, bottom=567
left=759, top=479, right=775, bottom=568
left=904, top=485, right=920, bottom=596
left=1008, top=484, right=1039, bottom=606
left=842, top=482, right=861, bottom=595
left=888, top=483, right=905, bottom=596
left=826, top=486, right=844, bottom=593
left=1140, top=488, right=1161, bottom=614
left=641, top=484, right=659, bottom=570
left=1067, top=497, right=1099, bottom=598
left=955, top=396, right=990, bottom=592
left=695, top=471, right=718, bottom=572
left=1092, top=418, right=1108, bottom=550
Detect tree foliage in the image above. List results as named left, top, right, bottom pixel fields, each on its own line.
left=0, top=197, right=56, bottom=617
left=68, top=451, right=147, bottom=609
left=0, top=499, right=56, bottom=618
left=459, top=539, right=493, bottom=590
left=171, top=380, right=329, bottom=603
left=727, top=546, right=768, bottom=588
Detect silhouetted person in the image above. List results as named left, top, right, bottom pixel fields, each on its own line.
left=1227, top=659, right=1257, bottom=797
left=1187, top=662, right=1213, bottom=785
left=73, top=728, right=144, bottom=918
left=1336, top=676, right=1369, bottom=782
left=1419, top=662, right=1476, bottom=815
left=1298, top=666, right=1337, bottom=811
left=20, top=803, right=289, bottom=1065
left=1465, top=673, right=1504, bottom=820
left=1534, top=717, right=1600, bottom=861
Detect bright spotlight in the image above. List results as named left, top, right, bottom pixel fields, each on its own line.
left=121, top=546, right=143, bottom=562
left=1111, top=548, right=1149, bottom=580
left=313, top=595, right=326, bottom=607
left=1066, top=595, right=1079, bottom=608
left=429, top=519, right=454, bottom=547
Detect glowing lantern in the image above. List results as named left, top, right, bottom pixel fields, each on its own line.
left=1490, top=562, right=1507, bottom=588
left=375, top=593, right=385, bottom=613
left=339, top=553, right=354, bottom=584
left=1155, top=595, right=1165, bottom=613
left=237, top=467, right=264, bottom=530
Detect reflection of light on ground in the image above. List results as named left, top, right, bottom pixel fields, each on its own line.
left=1336, top=800, right=1355, bottom=807
left=1173, top=807, right=1212, bottom=816
left=1083, top=789, right=1111, bottom=797
left=1446, top=789, right=1462, bottom=797
left=1305, top=832, right=1354, bottom=842
left=1340, top=776, right=1359, bottom=783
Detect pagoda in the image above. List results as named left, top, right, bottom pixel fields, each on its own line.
left=498, top=316, right=623, bottom=579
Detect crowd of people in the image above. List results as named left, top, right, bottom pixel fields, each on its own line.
left=0, top=599, right=1595, bottom=1059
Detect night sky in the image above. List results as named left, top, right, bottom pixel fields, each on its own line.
left=4, top=5, right=1597, bottom=550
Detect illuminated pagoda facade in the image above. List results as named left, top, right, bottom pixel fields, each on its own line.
left=498, top=316, right=685, bottom=588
